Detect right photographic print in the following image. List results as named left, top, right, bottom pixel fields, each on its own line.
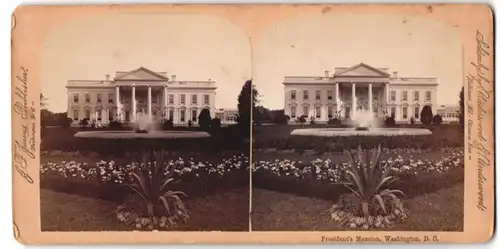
left=251, top=13, right=464, bottom=231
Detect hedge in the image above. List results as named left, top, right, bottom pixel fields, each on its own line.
left=252, top=167, right=464, bottom=201
left=41, top=169, right=249, bottom=204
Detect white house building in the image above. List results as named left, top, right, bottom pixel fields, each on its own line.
left=436, top=105, right=460, bottom=123
left=66, top=67, right=217, bottom=125
left=283, top=63, right=439, bottom=123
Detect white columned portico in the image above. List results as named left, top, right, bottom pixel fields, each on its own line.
left=351, top=82, right=356, bottom=117
left=368, top=83, right=373, bottom=113
left=115, top=86, right=121, bottom=121
left=148, top=86, right=152, bottom=121
left=132, top=85, right=136, bottom=121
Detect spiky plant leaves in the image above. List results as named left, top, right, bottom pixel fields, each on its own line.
left=122, top=150, right=189, bottom=229
left=342, top=144, right=406, bottom=218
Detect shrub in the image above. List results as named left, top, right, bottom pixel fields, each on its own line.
left=211, top=118, right=221, bottom=129
left=79, top=118, right=89, bottom=128
left=433, top=114, right=443, bottom=125
left=108, top=120, right=123, bottom=130
left=297, top=115, right=307, bottom=125
left=161, top=119, right=174, bottom=130
left=384, top=116, right=396, bottom=126
left=420, top=105, right=433, bottom=125
left=410, top=117, right=415, bottom=124
left=198, top=108, right=211, bottom=131
left=310, top=117, right=316, bottom=125
left=328, top=118, right=342, bottom=125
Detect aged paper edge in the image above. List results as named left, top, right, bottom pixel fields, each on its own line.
left=11, top=4, right=494, bottom=244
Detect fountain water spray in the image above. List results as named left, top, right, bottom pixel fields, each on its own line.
left=134, top=112, right=152, bottom=133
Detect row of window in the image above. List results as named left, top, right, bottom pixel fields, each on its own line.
left=390, top=90, right=432, bottom=102
left=73, top=93, right=115, bottom=104
left=289, top=106, right=426, bottom=120
left=72, top=93, right=211, bottom=105
left=73, top=109, right=201, bottom=123
left=290, top=90, right=337, bottom=101
left=289, top=90, right=432, bottom=102
left=167, top=94, right=210, bottom=105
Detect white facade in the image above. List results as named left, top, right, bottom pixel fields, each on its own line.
left=283, top=63, right=439, bottom=123
left=215, top=108, right=238, bottom=125
left=437, top=105, right=460, bottom=123
left=66, top=67, right=217, bottom=125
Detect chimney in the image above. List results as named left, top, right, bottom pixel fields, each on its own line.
left=105, top=74, right=110, bottom=81
left=171, top=75, right=176, bottom=81
left=392, top=71, right=398, bottom=78
left=324, top=70, right=330, bottom=77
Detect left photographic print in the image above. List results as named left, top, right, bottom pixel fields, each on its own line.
left=39, top=13, right=251, bottom=231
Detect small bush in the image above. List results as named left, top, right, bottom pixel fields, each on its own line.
left=108, top=120, right=123, bottom=130
left=211, top=117, right=221, bottom=129
left=433, top=114, right=443, bottom=125
left=384, top=116, right=396, bottom=126
left=79, top=118, right=89, bottom=128
left=162, top=119, right=174, bottom=130
left=410, top=117, right=415, bottom=124
left=328, top=118, right=342, bottom=125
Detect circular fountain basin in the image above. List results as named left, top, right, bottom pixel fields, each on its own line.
left=290, top=128, right=432, bottom=137
left=74, top=130, right=211, bottom=139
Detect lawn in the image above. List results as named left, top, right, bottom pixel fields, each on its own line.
left=41, top=187, right=250, bottom=231
left=251, top=183, right=463, bottom=231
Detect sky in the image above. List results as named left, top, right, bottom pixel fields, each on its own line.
left=41, top=13, right=251, bottom=113
left=41, top=13, right=463, bottom=113
left=252, top=13, right=463, bottom=110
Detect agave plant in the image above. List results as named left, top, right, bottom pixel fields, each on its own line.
left=342, top=144, right=405, bottom=219
left=120, top=150, right=188, bottom=229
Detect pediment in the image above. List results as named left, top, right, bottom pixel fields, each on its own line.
left=334, top=63, right=391, bottom=77
left=114, top=67, right=168, bottom=81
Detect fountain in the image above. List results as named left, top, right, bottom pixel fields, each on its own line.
left=290, top=106, right=432, bottom=137
left=134, top=112, right=152, bottom=133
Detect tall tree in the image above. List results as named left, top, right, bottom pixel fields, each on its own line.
left=459, top=86, right=464, bottom=125
left=236, top=80, right=258, bottom=137
left=40, top=93, right=48, bottom=110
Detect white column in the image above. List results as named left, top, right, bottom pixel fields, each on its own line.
left=321, top=106, right=326, bottom=121
left=335, top=83, right=340, bottom=105
left=148, top=86, right=152, bottom=121
left=132, top=86, right=136, bottom=121
left=163, top=86, right=168, bottom=119
left=351, top=82, right=356, bottom=117
left=368, top=83, right=373, bottom=113
left=385, top=83, right=390, bottom=115
left=101, top=109, right=106, bottom=124
left=115, top=86, right=121, bottom=121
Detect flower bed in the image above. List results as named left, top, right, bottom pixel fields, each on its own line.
left=41, top=153, right=250, bottom=203
left=252, top=149, right=464, bottom=201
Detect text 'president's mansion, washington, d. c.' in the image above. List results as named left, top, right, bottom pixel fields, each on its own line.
left=66, top=67, right=232, bottom=125
left=283, top=63, right=440, bottom=123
